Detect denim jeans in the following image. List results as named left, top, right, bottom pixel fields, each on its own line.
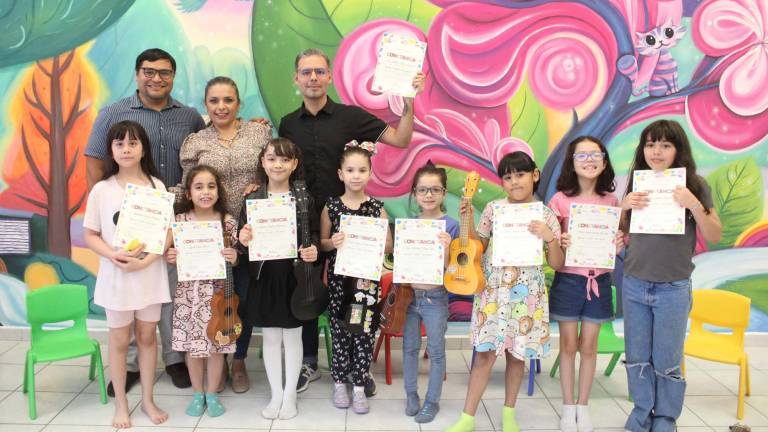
left=402, top=287, right=449, bottom=404
left=622, top=274, right=691, bottom=432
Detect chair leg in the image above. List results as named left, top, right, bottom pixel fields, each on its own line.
left=323, top=327, right=333, bottom=369
left=88, top=353, right=96, bottom=381
left=26, top=357, right=36, bottom=420
left=680, top=356, right=686, bottom=377
left=737, top=359, right=746, bottom=419
left=385, top=335, right=392, bottom=385
left=527, top=359, right=535, bottom=396
left=536, top=358, right=541, bottom=374
left=94, top=345, right=107, bottom=404
left=550, top=353, right=561, bottom=378
left=745, top=355, right=751, bottom=396
left=23, top=355, right=29, bottom=394
left=605, top=353, right=621, bottom=376
left=373, top=332, right=384, bottom=363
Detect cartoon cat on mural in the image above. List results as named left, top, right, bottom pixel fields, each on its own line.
left=617, top=0, right=687, bottom=97
left=620, top=18, right=687, bottom=96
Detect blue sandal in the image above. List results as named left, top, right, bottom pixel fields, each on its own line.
left=186, top=392, right=206, bottom=416
left=206, top=392, right=225, bottom=417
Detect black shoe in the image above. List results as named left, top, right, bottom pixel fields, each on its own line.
left=296, top=363, right=320, bottom=393
left=107, top=371, right=141, bottom=397
left=165, top=362, right=192, bottom=388
left=364, top=373, right=377, bottom=397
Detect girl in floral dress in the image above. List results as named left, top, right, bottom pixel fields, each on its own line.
left=167, top=165, right=238, bottom=418
left=447, top=151, right=564, bottom=432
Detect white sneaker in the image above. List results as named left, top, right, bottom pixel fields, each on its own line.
left=560, top=404, right=578, bottom=432
left=576, top=405, right=593, bottom=432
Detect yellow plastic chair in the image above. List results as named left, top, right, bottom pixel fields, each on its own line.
left=683, top=289, right=751, bottom=419
left=25, top=284, right=107, bottom=419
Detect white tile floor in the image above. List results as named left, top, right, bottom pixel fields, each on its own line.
left=0, top=339, right=766, bottom=431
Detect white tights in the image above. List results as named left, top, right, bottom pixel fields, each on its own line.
left=261, top=327, right=303, bottom=419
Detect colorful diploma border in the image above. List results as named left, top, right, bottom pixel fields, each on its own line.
left=246, top=197, right=297, bottom=261
left=171, top=221, right=226, bottom=281
left=112, top=183, right=174, bottom=254
left=566, top=204, right=620, bottom=269
left=393, top=218, right=446, bottom=284
left=336, top=215, right=388, bottom=281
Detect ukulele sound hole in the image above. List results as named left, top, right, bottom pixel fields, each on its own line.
left=457, top=252, right=469, bottom=266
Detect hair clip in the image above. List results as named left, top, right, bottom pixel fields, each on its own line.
left=345, top=140, right=377, bottom=155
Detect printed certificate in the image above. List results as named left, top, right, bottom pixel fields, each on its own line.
left=393, top=218, right=446, bottom=284
left=492, top=202, right=543, bottom=267
left=171, top=221, right=226, bottom=281
left=630, top=168, right=686, bottom=235
left=565, top=204, right=621, bottom=269
left=112, top=183, right=174, bottom=254
left=371, top=32, right=427, bottom=97
left=335, top=215, right=388, bottom=281
left=246, top=197, right=297, bottom=261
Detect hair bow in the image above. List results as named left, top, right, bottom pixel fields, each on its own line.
left=344, top=140, right=377, bottom=155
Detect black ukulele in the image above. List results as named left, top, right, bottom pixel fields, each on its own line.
left=290, top=181, right=329, bottom=321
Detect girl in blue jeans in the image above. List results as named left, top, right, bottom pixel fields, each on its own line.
left=620, top=120, right=721, bottom=432
left=402, top=163, right=458, bottom=423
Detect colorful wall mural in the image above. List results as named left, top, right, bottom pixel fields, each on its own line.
left=0, top=0, right=765, bottom=331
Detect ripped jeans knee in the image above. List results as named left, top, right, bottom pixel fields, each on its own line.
left=655, top=365, right=684, bottom=382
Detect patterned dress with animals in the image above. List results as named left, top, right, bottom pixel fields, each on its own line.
left=471, top=200, right=561, bottom=360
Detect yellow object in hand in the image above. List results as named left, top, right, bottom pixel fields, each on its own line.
left=125, top=239, right=141, bottom=251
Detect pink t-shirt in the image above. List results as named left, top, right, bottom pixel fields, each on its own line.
left=83, top=176, right=171, bottom=311
left=547, top=191, right=619, bottom=279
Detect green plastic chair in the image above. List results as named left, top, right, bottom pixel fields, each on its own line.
left=550, top=285, right=625, bottom=377
left=24, top=284, right=107, bottom=419
left=318, top=311, right=332, bottom=368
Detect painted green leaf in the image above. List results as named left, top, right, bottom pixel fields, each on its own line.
left=252, top=0, right=440, bottom=123
left=0, top=0, right=135, bottom=67
left=321, top=0, right=439, bottom=35
left=706, top=157, right=764, bottom=249
left=508, top=79, right=549, bottom=166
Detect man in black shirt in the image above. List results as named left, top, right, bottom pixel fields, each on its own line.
left=272, top=47, right=424, bottom=395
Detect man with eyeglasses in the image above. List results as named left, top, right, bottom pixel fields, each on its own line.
left=274, top=47, right=424, bottom=398
left=85, top=48, right=206, bottom=396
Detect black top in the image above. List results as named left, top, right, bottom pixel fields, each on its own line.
left=278, top=97, right=388, bottom=208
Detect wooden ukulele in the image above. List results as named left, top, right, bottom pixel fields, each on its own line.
left=290, top=181, right=329, bottom=321
left=379, top=281, right=413, bottom=334
left=207, top=235, right=242, bottom=347
left=444, top=171, right=485, bottom=295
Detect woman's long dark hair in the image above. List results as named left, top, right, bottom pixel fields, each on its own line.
left=625, top=119, right=710, bottom=215
left=102, top=120, right=159, bottom=183
left=175, top=165, right=228, bottom=224
left=556, top=136, right=616, bottom=197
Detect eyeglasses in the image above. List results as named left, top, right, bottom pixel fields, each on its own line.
left=140, top=67, right=174, bottom=80
left=298, top=67, right=329, bottom=78
left=573, top=151, right=606, bottom=162
left=414, top=186, right=446, bottom=196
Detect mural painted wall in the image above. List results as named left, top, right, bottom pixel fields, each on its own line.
left=0, top=0, right=765, bottom=331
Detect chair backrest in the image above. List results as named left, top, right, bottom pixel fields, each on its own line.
left=689, top=289, right=751, bottom=330
left=26, top=284, right=89, bottom=343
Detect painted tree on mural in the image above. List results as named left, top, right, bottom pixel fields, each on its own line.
left=0, top=49, right=98, bottom=258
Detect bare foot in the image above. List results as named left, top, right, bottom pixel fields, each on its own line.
left=112, top=399, right=132, bottom=429
left=141, top=400, right=168, bottom=425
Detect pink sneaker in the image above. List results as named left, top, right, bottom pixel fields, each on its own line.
left=352, top=389, right=369, bottom=414
left=333, top=384, right=350, bottom=409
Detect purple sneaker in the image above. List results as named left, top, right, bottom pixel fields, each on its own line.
left=333, top=384, right=350, bottom=409
left=352, top=389, right=369, bottom=414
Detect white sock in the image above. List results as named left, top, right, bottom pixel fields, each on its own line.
left=576, top=404, right=593, bottom=432
left=279, top=327, right=302, bottom=419
left=561, top=404, right=577, bottom=432
left=261, top=328, right=283, bottom=419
